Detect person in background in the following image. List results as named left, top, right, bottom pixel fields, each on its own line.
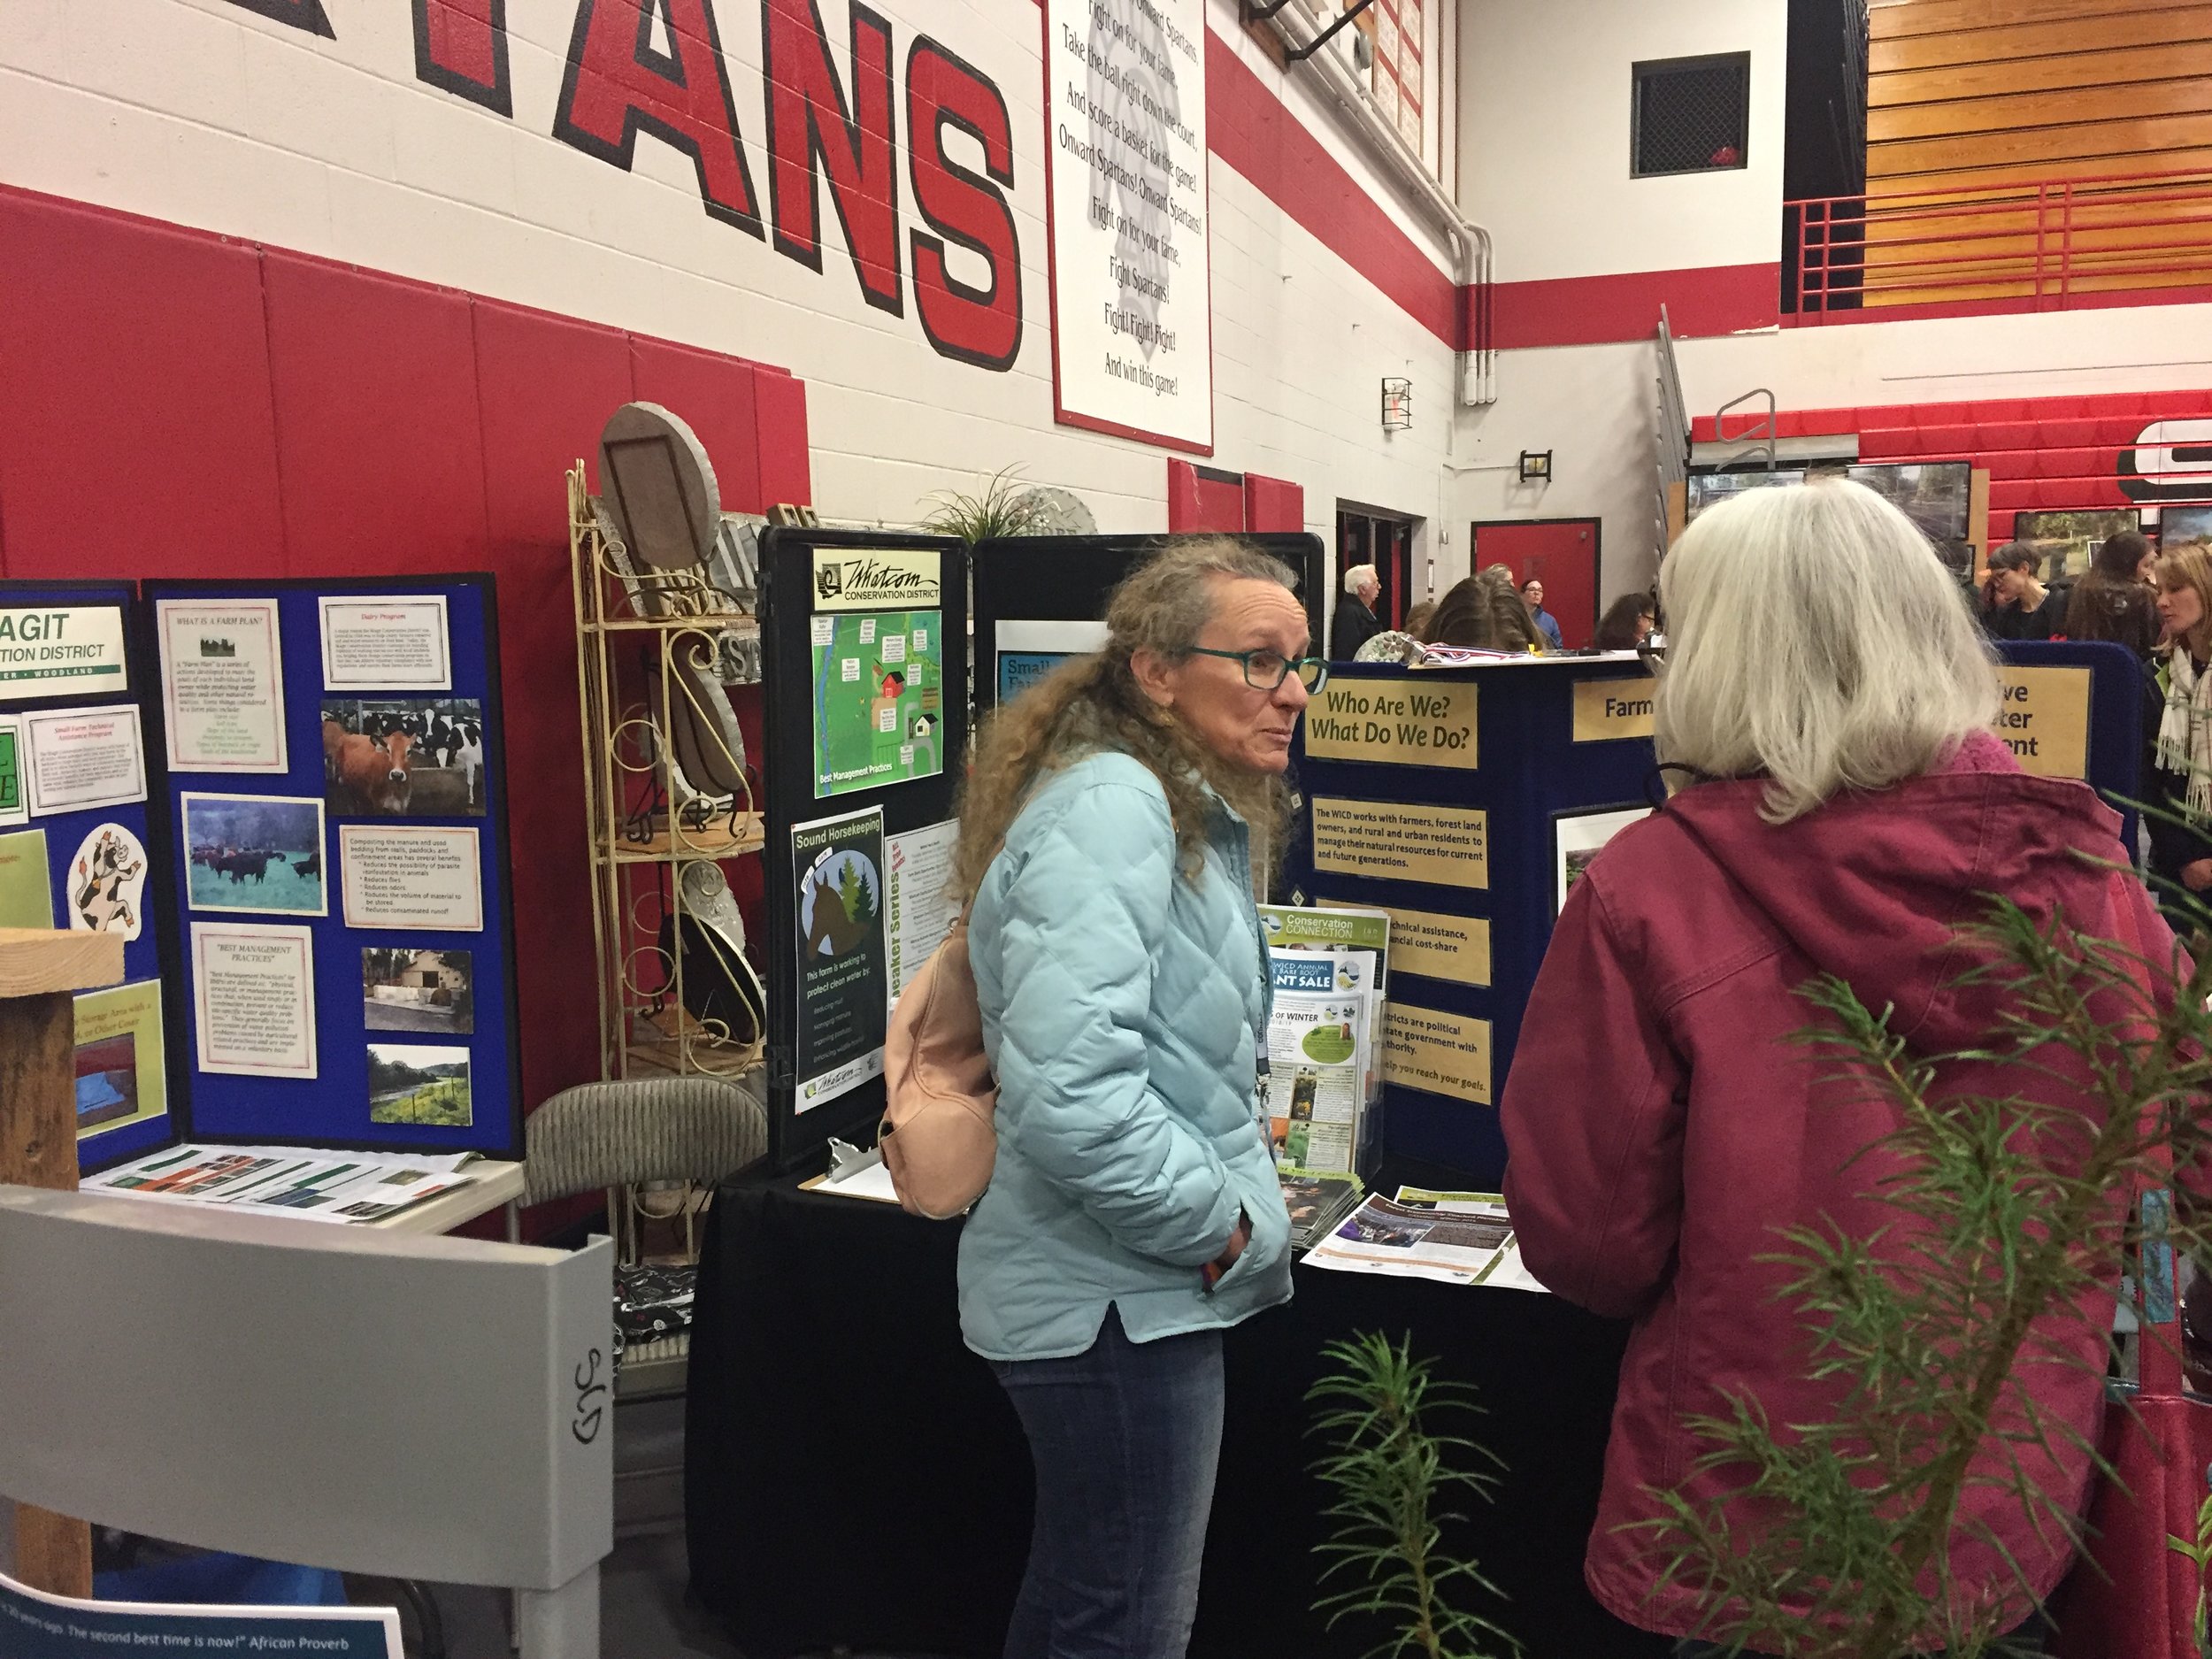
left=1979, top=542, right=2064, bottom=641
left=1502, top=478, right=2170, bottom=1657
left=951, top=537, right=1304, bottom=1659
left=1354, top=598, right=1439, bottom=664
left=1424, top=568, right=1543, bottom=653
left=1521, top=578, right=1565, bottom=650
left=2064, top=529, right=2161, bottom=657
left=1333, top=563, right=1383, bottom=659
left=2151, top=542, right=2212, bottom=898
left=1593, top=591, right=1657, bottom=651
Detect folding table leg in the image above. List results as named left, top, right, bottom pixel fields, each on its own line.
left=515, top=1563, right=599, bottom=1659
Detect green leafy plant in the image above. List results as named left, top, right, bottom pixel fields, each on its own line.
left=1305, top=1331, right=1520, bottom=1659
left=1640, top=895, right=2212, bottom=1659
left=2167, top=1488, right=2212, bottom=1659
left=919, top=467, right=1055, bottom=544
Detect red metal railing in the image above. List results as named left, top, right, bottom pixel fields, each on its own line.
left=1786, top=166, right=2212, bottom=321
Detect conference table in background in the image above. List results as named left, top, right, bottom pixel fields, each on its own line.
left=685, top=1165, right=1672, bottom=1659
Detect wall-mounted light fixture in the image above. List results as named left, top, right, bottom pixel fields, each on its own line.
left=1517, top=449, right=1553, bottom=481
left=1381, top=378, right=1412, bottom=432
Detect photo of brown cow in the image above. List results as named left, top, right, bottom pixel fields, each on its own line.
left=321, top=698, right=487, bottom=818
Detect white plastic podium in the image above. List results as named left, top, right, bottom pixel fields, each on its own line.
left=0, top=1185, right=614, bottom=1657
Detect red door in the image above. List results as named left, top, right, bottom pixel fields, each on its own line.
left=1472, top=518, right=1601, bottom=649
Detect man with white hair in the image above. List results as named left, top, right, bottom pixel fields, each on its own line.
left=1333, top=563, right=1383, bottom=658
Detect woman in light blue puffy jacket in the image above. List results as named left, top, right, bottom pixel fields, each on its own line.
left=949, top=537, right=1317, bottom=1659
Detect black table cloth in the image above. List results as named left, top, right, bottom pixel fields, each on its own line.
left=686, top=1165, right=1673, bottom=1659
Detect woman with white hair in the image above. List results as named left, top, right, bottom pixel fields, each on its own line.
left=1333, top=563, right=1383, bottom=659
left=1500, top=479, right=2175, bottom=1655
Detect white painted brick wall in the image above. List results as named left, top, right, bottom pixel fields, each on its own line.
left=0, top=0, right=1459, bottom=564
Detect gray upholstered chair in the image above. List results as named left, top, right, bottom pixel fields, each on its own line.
left=522, top=1073, right=766, bottom=1400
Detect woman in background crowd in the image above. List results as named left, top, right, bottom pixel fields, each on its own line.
left=1979, top=542, right=2064, bottom=641
left=2064, top=529, right=2161, bottom=657
left=1593, top=591, right=1657, bottom=651
left=2151, top=541, right=2212, bottom=897
left=952, top=537, right=1302, bottom=1659
left=1425, top=568, right=1544, bottom=653
left=1502, top=478, right=2169, bottom=1656
left=1521, top=578, right=1565, bottom=650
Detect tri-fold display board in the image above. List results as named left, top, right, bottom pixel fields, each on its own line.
left=1286, top=658, right=1660, bottom=1184
left=759, top=529, right=970, bottom=1173
left=0, top=577, right=520, bottom=1173
left=757, top=531, right=1327, bottom=1173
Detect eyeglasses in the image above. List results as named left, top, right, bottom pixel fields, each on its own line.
left=1186, top=648, right=1330, bottom=692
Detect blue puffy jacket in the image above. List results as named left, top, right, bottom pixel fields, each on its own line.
left=958, top=749, right=1294, bottom=1361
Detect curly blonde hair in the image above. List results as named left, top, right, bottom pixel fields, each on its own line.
left=952, top=537, right=1298, bottom=899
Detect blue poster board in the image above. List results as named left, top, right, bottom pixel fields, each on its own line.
left=0, top=577, right=520, bottom=1173
left=140, top=578, right=522, bottom=1160
left=0, top=582, right=173, bottom=1167
left=1994, top=639, right=2146, bottom=852
left=1286, top=657, right=1660, bottom=1184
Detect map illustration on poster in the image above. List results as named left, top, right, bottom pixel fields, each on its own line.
left=792, top=807, right=889, bottom=1111
left=1045, top=0, right=1212, bottom=451
left=810, top=611, right=944, bottom=798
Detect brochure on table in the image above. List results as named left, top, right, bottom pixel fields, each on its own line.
left=1259, top=903, right=1389, bottom=1179
left=0, top=577, right=522, bottom=1175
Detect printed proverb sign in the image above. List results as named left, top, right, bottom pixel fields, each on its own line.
left=1995, top=666, right=2090, bottom=779
left=1383, top=1004, right=1493, bottom=1103
left=1311, top=798, right=1488, bottom=888
left=1303, top=680, right=1479, bottom=769
left=1045, top=0, right=1213, bottom=450
left=1571, top=676, right=1655, bottom=741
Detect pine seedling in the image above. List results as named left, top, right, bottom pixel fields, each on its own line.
left=1637, top=892, right=2212, bottom=1659
left=1306, top=1331, right=1520, bottom=1659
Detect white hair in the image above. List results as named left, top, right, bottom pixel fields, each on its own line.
left=1655, top=477, right=1999, bottom=824
left=1343, top=563, right=1379, bottom=595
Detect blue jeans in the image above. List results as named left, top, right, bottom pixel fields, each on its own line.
left=991, top=1305, right=1225, bottom=1659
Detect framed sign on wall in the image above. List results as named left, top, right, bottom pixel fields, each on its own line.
left=1041, top=0, right=1214, bottom=453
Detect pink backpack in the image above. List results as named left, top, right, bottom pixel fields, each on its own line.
left=879, top=914, right=998, bottom=1219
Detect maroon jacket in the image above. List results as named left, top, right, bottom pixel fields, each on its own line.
left=1502, top=733, right=2172, bottom=1640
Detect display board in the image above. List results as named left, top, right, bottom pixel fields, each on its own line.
left=759, top=529, right=969, bottom=1173
left=140, top=578, right=521, bottom=1162
left=972, top=533, right=1328, bottom=716
left=1285, top=658, right=1659, bottom=1183
left=1994, top=639, right=2145, bottom=850
left=0, top=581, right=174, bottom=1166
left=0, top=576, right=521, bottom=1172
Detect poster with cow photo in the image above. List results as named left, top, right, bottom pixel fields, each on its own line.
left=180, top=793, right=326, bottom=917
left=320, top=698, right=487, bottom=817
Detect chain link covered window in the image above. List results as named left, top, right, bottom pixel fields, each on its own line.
left=1632, top=53, right=1750, bottom=179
